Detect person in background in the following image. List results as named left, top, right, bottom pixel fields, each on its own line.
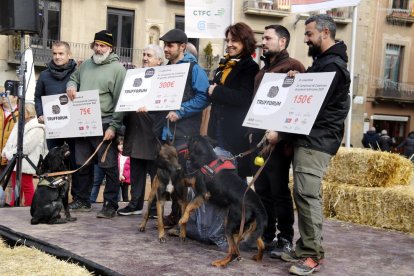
left=207, top=22, right=259, bottom=179
left=2, top=103, right=47, bottom=206
left=118, top=44, right=166, bottom=216
left=117, top=136, right=130, bottom=202
left=362, top=126, right=379, bottom=150
left=0, top=87, right=18, bottom=175
left=249, top=24, right=305, bottom=258
left=281, top=15, right=351, bottom=275
left=66, top=30, right=126, bottom=218
left=378, top=129, right=393, bottom=152
left=396, top=131, right=414, bottom=161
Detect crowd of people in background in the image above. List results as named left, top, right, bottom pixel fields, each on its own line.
left=0, top=13, right=413, bottom=276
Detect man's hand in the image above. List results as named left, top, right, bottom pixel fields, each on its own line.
left=66, top=86, right=77, bottom=101
left=136, top=106, right=148, bottom=113
left=208, top=83, right=217, bottom=96
left=120, top=175, right=125, bottom=182
left=286, top=70, right=299, bottom=78
left=38, top=115, right=44, bottom=124
left=166, top=111, right=180, bottom=122
left=103, top=128, right=115, bottom=141
left=266, top=130, right=279, bottom=145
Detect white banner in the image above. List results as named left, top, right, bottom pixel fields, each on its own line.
left=42, top=90, right=103, bottom=139
left=290, top=0, right=361, bottom=13
left=243, top=72, right=335, bottom=135
left=115, top=63, right=190, bottom=112
left=185, top=0, right=232, bottom=38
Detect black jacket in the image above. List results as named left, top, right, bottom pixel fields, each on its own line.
left=34, top=60, right=77, bottom=117
left=294, top=41, right=351, bottom=155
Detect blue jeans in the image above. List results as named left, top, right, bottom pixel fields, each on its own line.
left=89, top=165, right=105, bottom=203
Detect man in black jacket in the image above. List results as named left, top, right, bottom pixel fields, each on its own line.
left=280, top=15, right=351, bottom=276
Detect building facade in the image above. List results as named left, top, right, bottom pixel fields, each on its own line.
left=0, top=0, right=412, bottom=147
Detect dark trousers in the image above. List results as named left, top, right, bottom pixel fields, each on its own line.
left=72, top=131, right=119, bottom=209
left=253, top=140, right=294, bottom=243
left=120, top=182, right=129, bottom=202
left=127, top=158, right=155, bottom=211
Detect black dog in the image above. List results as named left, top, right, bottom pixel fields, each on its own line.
left=30, top=143, right=76, bottom=225
left=139, top=142, right=195, bottom=242
left=179, top=135, right=268, bottom=267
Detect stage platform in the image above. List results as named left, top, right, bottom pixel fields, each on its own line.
left=0, top=202, right=413, bottom=276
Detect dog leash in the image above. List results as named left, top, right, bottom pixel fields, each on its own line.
left=237, top=145, right=274, bottom=244
left=40, top=139, right=112, bottom=178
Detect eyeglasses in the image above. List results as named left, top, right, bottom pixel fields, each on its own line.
left=0, top=93, right=7, bottom=98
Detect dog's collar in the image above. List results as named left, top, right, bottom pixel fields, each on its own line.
left=38, top=176, right=68, bottom=189
left=176, top=143, right=188, bottom=155
left=200, top=158, right=236, bottom=177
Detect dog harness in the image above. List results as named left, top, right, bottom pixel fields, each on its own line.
left=37, top=176, right=68, bottom=189
left=200, top=158, right=236, bottom=177
left=176, top=143, right=188, bottom=156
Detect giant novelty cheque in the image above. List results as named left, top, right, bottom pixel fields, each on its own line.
left=42, top=90, right=103, bottom=139
left=115, top=63, right=190, bottom=112
left=243, top=72, right=335, bottom=135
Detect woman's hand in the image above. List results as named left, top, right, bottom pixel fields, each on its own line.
left=208, top=83, right=217, bottom=96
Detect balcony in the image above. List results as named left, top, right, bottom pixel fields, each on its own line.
left=386, top=8, right=414, bottom=26
left=243, top=0, right=291, bottom=18
left=7, top=37, right=143, bottom=68
left=375, top=80, right=414, bottom=103
left=166, top=0, right=184, bottom=3
left=297, top=7, right=353, bottom=24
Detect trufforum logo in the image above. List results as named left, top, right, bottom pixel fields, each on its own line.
left=268, top=86, right=279, bottom=98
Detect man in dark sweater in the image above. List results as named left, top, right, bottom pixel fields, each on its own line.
left=250, top=24, right=305, bottom=258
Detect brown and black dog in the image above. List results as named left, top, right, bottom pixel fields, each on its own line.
left=138, top=142, right=196, bottom=242
left=179, top=135, right=268, bottom=267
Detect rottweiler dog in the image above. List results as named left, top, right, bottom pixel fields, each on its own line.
left=179, top=135, right=268, bottom=267
left=30, top=143, right=76, bottom=225
left=138, top=142, right=196, bottom=242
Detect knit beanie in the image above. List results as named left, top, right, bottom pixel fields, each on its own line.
left=94, top=30, right=114, bottom=47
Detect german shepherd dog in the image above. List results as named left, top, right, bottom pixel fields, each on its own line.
left=30, top=143, right=76, bottom=225
left=179, top=135, right=268, bottom=267
left=139, top=142, right=196, bottom=242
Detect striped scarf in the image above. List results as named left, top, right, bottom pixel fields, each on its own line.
left=214, top=54, right=241, bottom=84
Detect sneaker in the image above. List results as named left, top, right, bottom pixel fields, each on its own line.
left=117, top=206, right=143, bottom=216
left=289, top=257, right=323, bottom=275
left=167, top=227, right=180, bottom=237
left=163, top=213, right=177, bottom=229
left=281, top=250, right=300, bottom=263
left=69, top=200, right=91, bottom=212
left=270, top=237, right=293, bottom=259
left=97, top=204, right=116, bottom=219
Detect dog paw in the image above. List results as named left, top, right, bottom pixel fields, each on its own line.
left=251, top=254, right=262, bottom=262
left=179, top=235, right=186, bottom=242
left=66, top=217, right=77, bottom=222
left=159, top=236, right=167, bottom=243
left=138, top=226, right=146, bottom=232
left=178, top=218, right=188, bottom=225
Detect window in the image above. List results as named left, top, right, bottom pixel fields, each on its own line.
left=384, top=44, right=404, bottom=83
left=33, top=0, right=61, bottom=47
left=107, top=8, right=134, bottom=62
left=392, top=0, right=409, bottom=9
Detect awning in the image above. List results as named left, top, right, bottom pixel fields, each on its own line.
left=371, top=115, right=409, bottom=122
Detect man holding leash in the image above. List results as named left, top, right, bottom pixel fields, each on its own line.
left=280, top=15, right=351, bottom=275
left=159, top=28, right=210, bottom=227
left=250, top=24, right=305, bottom=257
left=66, top=30, right=126, bottom=219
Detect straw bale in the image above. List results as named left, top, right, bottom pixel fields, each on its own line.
left=324, top=147, right=413, bottom=187
left=322, top=181, right=414, bottom=233
left=0, top=239, right=92, bottom=276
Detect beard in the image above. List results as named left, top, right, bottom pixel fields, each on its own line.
left=93, top=50, right=111, bottom=64
left=263, top=50, right=279, bottom=59
left=307, top=37, right=322, bottom=58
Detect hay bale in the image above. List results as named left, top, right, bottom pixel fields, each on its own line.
left=324, top=147, right=413, bottom=187
left=323, top=181, right=414, bottom=233
left=0, top=239, right=92, bottom=276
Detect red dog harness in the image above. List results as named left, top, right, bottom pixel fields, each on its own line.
left=201, top=158, right=236, bottom=177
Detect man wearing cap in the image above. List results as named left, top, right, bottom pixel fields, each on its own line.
left=160, top=28, right=209, bottom=227
left=66, top=30, right=126, bottom=218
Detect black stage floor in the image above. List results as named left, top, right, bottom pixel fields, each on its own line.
left=1, top=202, right=413, bottom=276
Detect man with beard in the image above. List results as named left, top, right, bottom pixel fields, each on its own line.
left=280, top=15, right=351, bottom=275
left=249, top=25, right=304, bottom=257
left=66, top=30, right=126, bottom=219
left=160, top=29, right=209, bottom=227
left=34, top=41, right=79, bottom=190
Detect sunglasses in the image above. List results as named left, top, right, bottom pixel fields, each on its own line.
left=0, top=92, right=7, bottom=97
